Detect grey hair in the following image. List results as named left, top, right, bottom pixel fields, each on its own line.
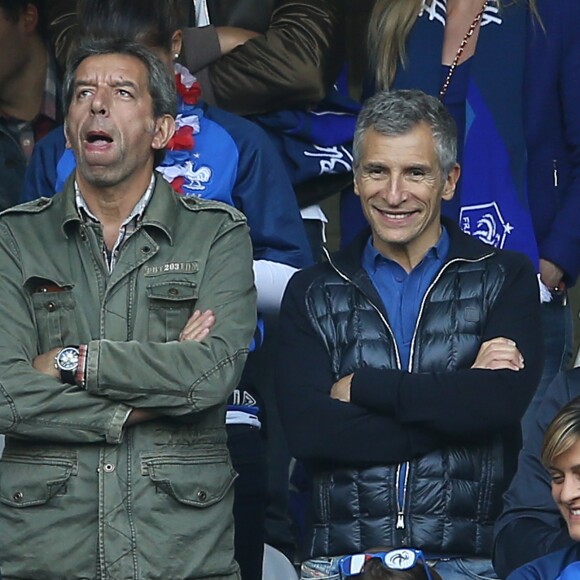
left=62, top=38, right=177, bottom=166
left=353, top=89, right=457, bottom=178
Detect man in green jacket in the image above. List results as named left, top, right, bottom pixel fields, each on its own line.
left=0, top=38, right=256, bottom=580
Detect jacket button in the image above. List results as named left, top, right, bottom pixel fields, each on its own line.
left=46, top=302, right=57, bottom=312
left=141, top=246, right=151, bottom=254
left=103, top=463, right=115, bottom=473
left=168, top=288, right=179, bottom=296
left=13, top=491, right=23, bottom=502
left=197, top=490, right=207, bottom=502
left=79, top=231, right=87, bottom=241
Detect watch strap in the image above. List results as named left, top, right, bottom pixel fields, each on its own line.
left=60, top=366, right=76, bottom=385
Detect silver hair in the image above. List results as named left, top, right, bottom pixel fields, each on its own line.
left=353, top=89, right=457, bottom=178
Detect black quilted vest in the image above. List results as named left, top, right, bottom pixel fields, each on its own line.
left=304, top=225, right=512, bottom=559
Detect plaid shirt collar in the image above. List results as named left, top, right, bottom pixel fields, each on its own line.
left=74, top=175, right=156, bottom=272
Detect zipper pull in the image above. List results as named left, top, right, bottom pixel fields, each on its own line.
left=553, top=159, right=559, bottom=188
left=396, top=510, right=405, bottom=529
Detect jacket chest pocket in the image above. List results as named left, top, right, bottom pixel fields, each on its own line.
left=147, top=281, right=198, bottom=341
left=31, top=287, right=77, bottom=351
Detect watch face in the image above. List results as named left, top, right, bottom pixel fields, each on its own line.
left=57, top=347, right=79, bottom=371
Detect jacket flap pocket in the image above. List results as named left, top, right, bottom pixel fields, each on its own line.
left=0, top=456, right=74, bottom=507
left=146, top=281, right=198, bottom=302
left=25, top=275, right=75, bottom=295
left=30, top=288, right=76, bottom=311
left=145, top=454, right=237, bottom=508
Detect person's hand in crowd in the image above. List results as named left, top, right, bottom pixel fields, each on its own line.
left=179, top=309, right=215, bottom=342
left=471, top=337, right=524, bottom=371
left=32, top=347, right=62, bottom=379
left=539, top=258, right=564, bottom=290
left=330, top=373, right=354, bottom=403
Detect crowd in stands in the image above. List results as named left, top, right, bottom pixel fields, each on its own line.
left=0, top=1, right=579, bottom=579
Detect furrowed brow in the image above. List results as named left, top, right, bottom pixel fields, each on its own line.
left=73, top=78, right=96, bottom=89
left=109, top=79, right=139, bottom=90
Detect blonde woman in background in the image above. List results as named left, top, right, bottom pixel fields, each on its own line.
left=506, top=394, right=580, bottom=579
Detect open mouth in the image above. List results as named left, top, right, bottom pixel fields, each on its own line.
left=86, top=131, right=113, bottom=144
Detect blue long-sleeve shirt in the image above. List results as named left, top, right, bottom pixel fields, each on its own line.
left=361, top=228, right=450, bottom=369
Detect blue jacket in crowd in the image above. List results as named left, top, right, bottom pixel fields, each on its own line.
left=507, top=545, right=580, bottom=580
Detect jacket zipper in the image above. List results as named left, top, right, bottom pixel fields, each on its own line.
left=395, top=462, right=409, bottom=529
left=326, top=248, right=493, bottom=537
left=407, top=254, right=493, bottom=366
left=397, top=253, right=492, bottom=536
left=553, top=159, right=558, bottom=188
left=324, top=248, right=402, bottom=369
left=325, top=248, right=409, bottom=534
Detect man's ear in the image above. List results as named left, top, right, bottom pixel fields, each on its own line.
left=151, top=115, right=176, bottom=152
left=353, top=169, right=361, bottom=197
left=20, top=3, right=39, bottom=35
left=442, top=163, right=461, bottom=201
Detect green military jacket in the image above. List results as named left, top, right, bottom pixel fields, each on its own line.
left=0, top=175, right=256, bottom=579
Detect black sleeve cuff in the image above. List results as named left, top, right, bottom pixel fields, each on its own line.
left=351, top=367, right=399, bottom=415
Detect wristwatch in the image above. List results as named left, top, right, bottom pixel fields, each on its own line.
left=54, top=346, right=80, bottom=385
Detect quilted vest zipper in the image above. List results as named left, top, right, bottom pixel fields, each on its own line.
left=325, top=248, right=494, bottom=538
left=395, top=462, right=410, bottom=529
left=325, top=249, right=408, bottom=535
left=407, top=254, right=493, bottom=367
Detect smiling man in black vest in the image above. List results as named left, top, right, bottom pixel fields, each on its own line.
left=276, top=89, right=543, bottom=580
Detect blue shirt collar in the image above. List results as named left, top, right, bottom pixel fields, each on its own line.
left=363, top=225, right=450, bottom=274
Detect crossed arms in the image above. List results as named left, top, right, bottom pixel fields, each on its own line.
left=276, top=254, right=543, bottom=465
left=0, top=217, right=256, bottom=444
